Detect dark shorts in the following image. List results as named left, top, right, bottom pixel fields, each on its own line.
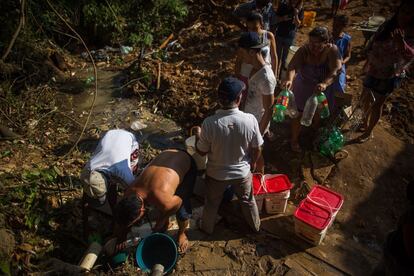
left=363, top=75, right=402, bottom=96
left=174, top=149, right=197, bottom=221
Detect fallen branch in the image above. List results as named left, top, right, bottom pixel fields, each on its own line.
left=137, top=80, right=148, bottom=91
left=0, top=109, right=20, bottom=128
left=156, top=62, right=161, bottom=90
left=57, top=111, right=83, bottom=128
left=45, top=0, right=98, bottom=159
left=159, top=33, right=174, bottom=49
left=117, top=77, right=145, bottom=90
left=1, top=0, right=26, bottom=61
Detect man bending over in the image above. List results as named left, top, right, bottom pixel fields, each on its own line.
left=114, top=149, right=196, bottom=253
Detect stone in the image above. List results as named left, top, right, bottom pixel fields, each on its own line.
left=0, top=229, right=15, bottom=261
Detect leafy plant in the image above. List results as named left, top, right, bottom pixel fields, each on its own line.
left=0, top=168, right=59, bottom=230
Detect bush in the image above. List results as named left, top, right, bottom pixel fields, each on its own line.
left=0, top=0, right=188, bottom=56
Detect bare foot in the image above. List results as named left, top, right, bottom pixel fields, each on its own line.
left=177, top=232, right=189, bottom=254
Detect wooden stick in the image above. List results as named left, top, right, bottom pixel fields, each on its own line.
left=159, top=34, right=174, bottom=50
left=2, top=0, right=25, bottom=61
left=156, top=62, right=161, bottom=90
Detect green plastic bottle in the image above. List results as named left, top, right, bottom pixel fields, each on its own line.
left=272, top=89, right=290, bottom=122
left=317, top=92, right=330, bottom=119
left=320, top=127, right=344, bottom=157
left=272, top=107, right=285, bottom=122
left=85, top=76, right=95, bottom=85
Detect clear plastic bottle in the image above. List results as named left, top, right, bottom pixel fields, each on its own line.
left=118, top=236, right=141, bottom=251
left=301, top=95, right=318, bottom=126
left=286, top=90, right=298, bottom=118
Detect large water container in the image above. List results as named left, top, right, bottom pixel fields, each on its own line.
left=286, top=46, right=299, bottom=68
left=185, top=127, right=207, bottom=170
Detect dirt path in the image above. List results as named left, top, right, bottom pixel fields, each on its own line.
left=1, top=0, right=414, bottom=274
left=156, top=0, right=414, bottom=274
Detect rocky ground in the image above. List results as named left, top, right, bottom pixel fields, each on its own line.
left=0, top=0, right=413, bottom=275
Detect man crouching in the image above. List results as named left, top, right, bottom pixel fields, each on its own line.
left=113, top=149, right=196, bottom=253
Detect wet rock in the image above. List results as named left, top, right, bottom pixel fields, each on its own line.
left=0, top=228, right=15, bottom=261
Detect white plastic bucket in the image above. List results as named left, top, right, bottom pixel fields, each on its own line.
left=264, top=190, right=290, bottom=214
left=185, top=127, right=207, bottom=170
left=285, top=46, right=299, bottom=68
left=294, top=217, right=331, bottom=246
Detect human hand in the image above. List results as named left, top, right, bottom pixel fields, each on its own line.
left=251, top=162, right=257, bottom=173
left=282, top=80, right=293, bottom=90
left=192, top=126, right=201, bottom=138
left=315, top=82, right=327, bottom=94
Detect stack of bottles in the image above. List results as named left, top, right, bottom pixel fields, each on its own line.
left=319, top=127, right=344, bottom=157
left=272, top=89, right=298, bottom=122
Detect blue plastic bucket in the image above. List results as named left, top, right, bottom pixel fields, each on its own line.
left=136, top=233, right=178, bottom=274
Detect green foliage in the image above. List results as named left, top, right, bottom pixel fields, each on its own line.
left=0, top=150, right=12, bottom=158
left=0, top=168, right=58, bottom=230
left=0, top=0, right=188, bottom=58
left=81, top=0, right=188, bottom=46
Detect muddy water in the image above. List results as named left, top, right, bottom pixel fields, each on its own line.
left=59, top=67, right=185, bottom=149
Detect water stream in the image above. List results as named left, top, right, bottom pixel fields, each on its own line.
left=58, top=67, right=185, bottom=150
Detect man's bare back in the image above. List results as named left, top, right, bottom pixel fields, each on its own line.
left=114, top=149, right=195, bottom=253
left=126, top=149, right=191, bottom=208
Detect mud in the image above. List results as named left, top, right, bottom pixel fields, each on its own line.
left=1, top=0, right=414, bottom=274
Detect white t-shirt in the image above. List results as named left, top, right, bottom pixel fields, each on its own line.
left=197, top=108, right=264, bottom=181
left=86, top=129, right=139, bottom=185
left=244, top=64, right=276, bottom=123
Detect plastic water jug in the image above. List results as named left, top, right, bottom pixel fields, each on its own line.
left=185, top=127, right=207, bottom=170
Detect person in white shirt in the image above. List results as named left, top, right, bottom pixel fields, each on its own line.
left=238, top=31, right=276, bottom=173
left=195, top=77, right=263, bottom=234
left=80, top=129, right=139, bottom=207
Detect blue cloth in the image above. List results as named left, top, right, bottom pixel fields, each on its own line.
left=326, top=33, right=351, bottom=111
left=333, top=33, right=351, bottom=93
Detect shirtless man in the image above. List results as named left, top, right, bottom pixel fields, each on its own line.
left=113, top=149, right=196, bottom=253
